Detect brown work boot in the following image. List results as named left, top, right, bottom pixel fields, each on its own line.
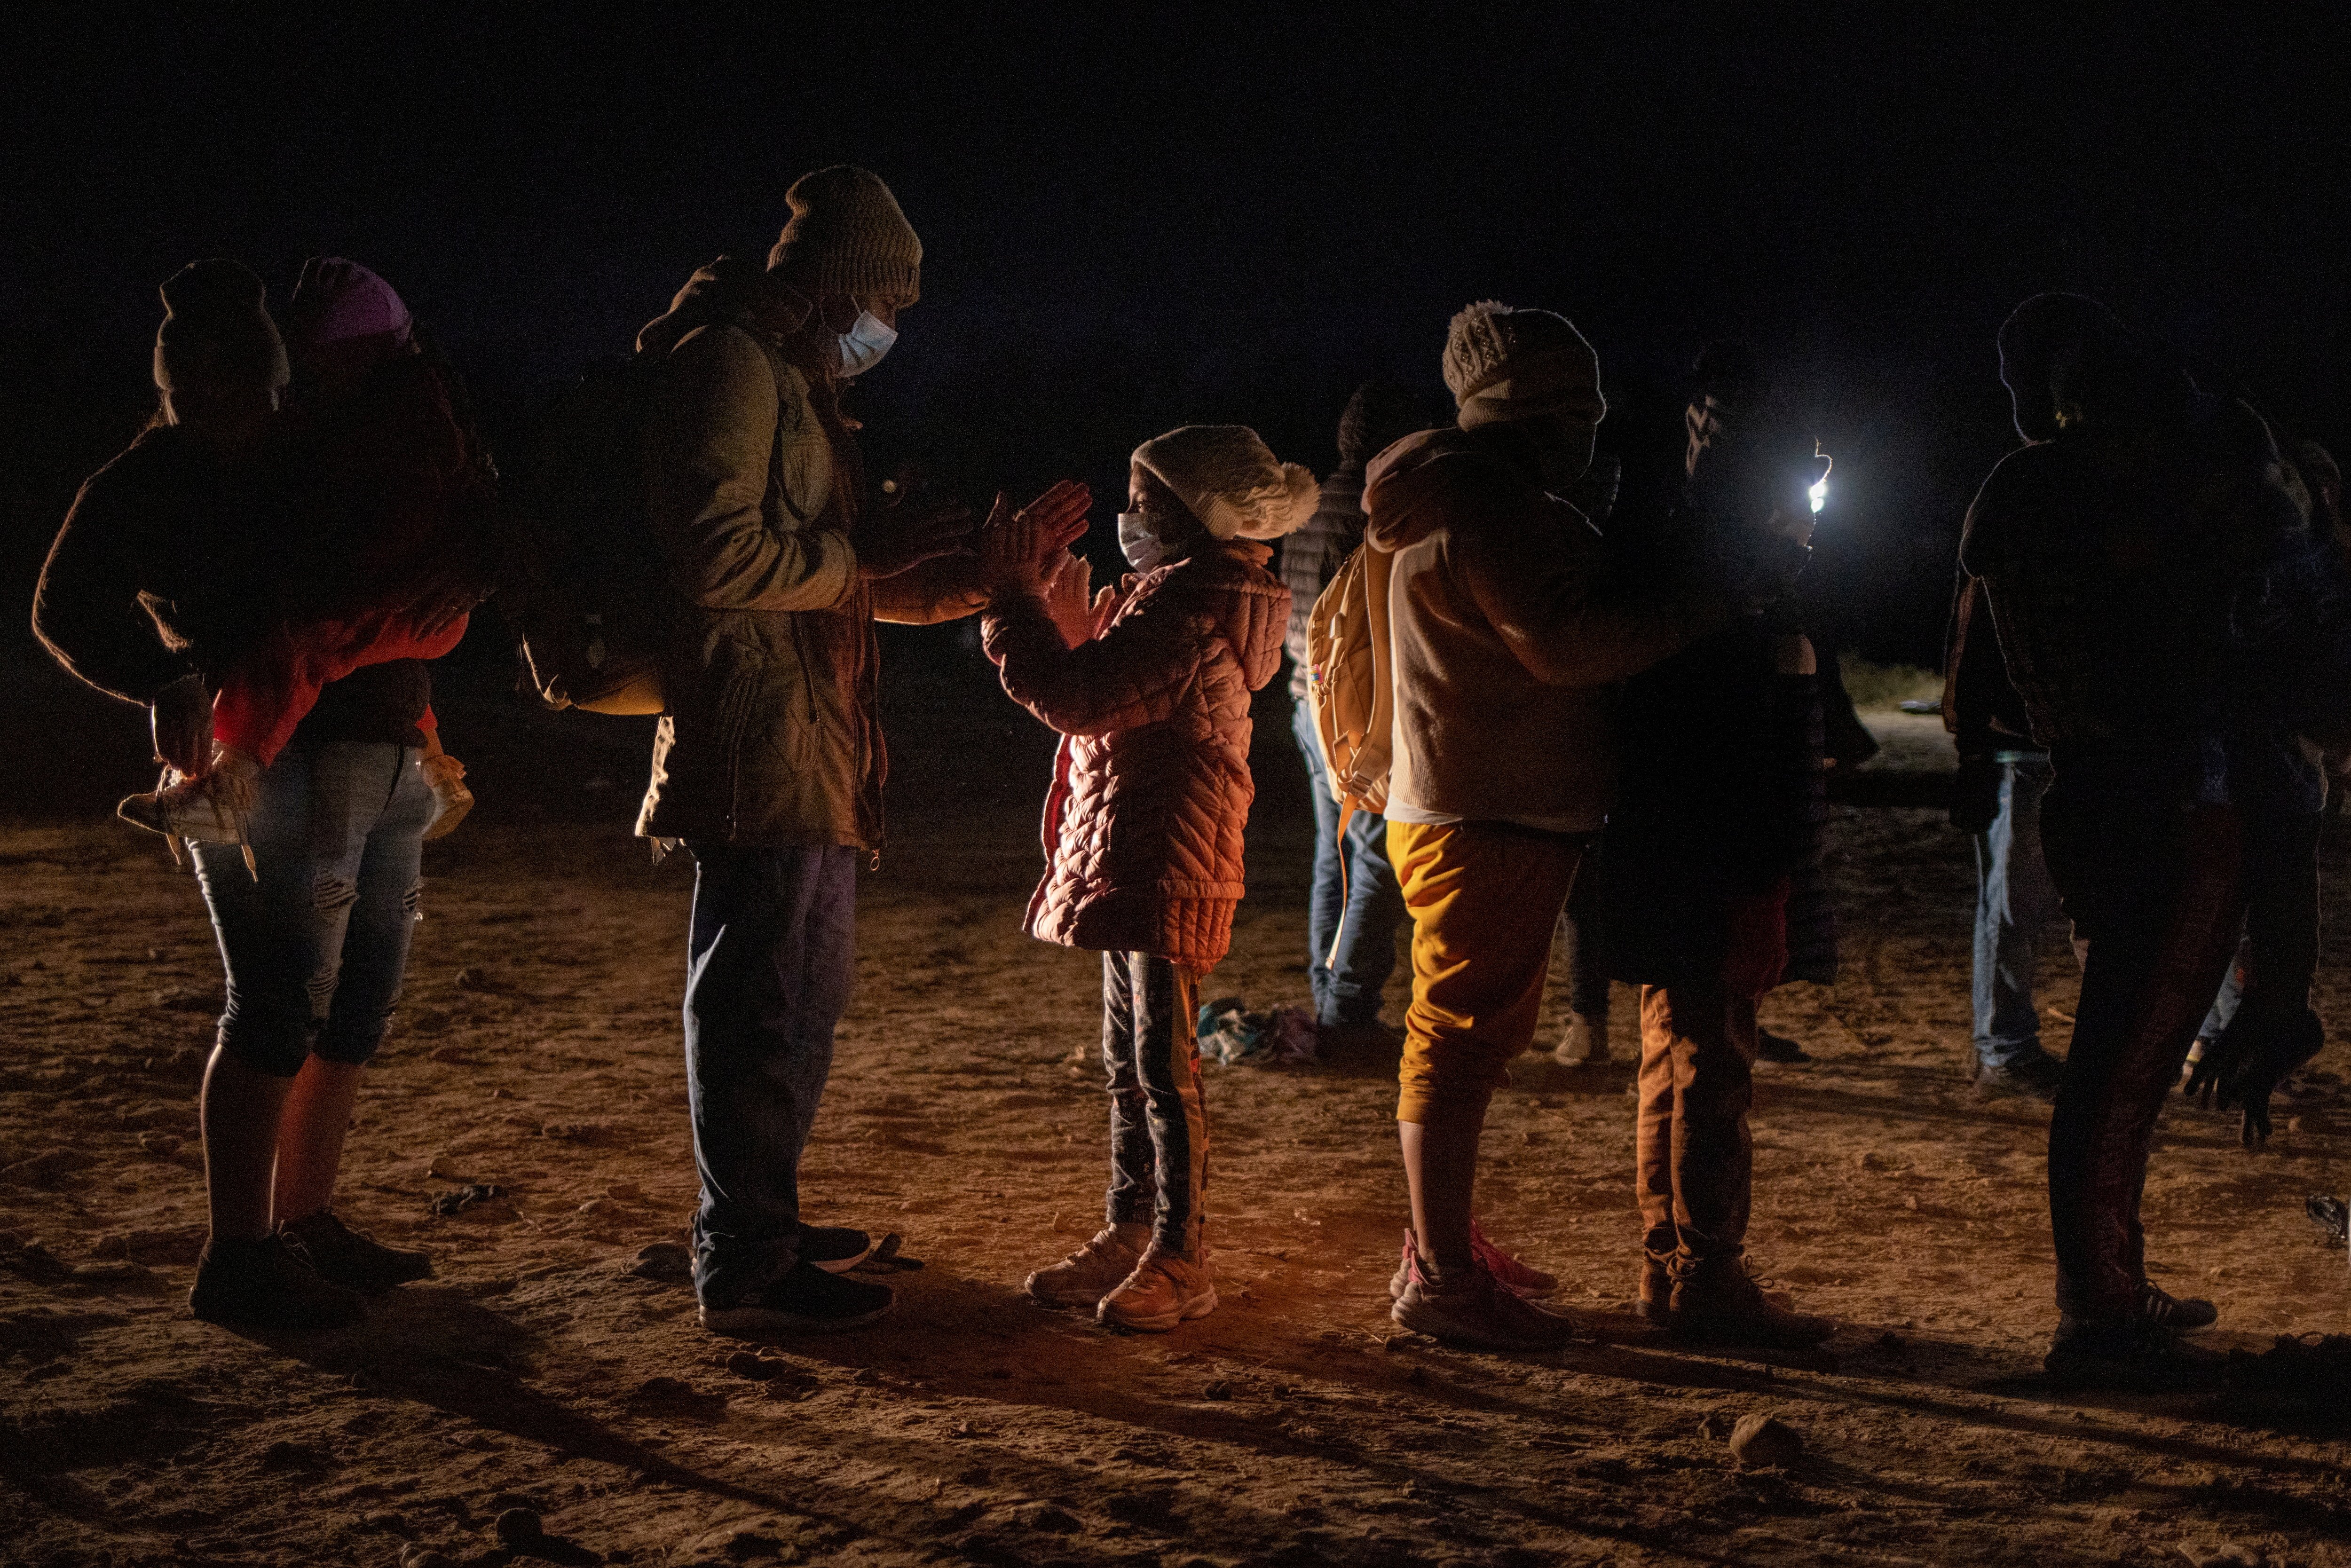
left=1668, top=1256, right=1833, bottom=1347
left=1025, top=1222, right=1149, bottom=1310
left=1637, top=1248, right=1674, bottom=1324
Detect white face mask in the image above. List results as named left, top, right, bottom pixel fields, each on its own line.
left=1117, top=511, right=1167, bottom=571
left=836, top=309, right=897, bottom=376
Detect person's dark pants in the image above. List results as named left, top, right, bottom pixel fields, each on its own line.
left=2041, top=763, right=2244, bottom=1322
left=1102, top=952, right=1207, bottom=1258
left=1557, top=860, right=1612, bottom=1030
left=682, top=842, right=857, bottom=1308
left=1635, top=978, right=1756, bottom=1268
left=1291, top=697, right=1404, bottom=1028
left=193, top=741, right=434, bottom=1076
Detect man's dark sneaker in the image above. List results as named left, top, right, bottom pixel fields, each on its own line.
left=2044, top=1315, right=2225, bottom=1392
left=700, top=1261, right=894, bottom=1337
left=1756, top=1029, right=1810, bottom=1064
left=2136, top=1280, right=2218, bottom=1331
left=189, top=1234, right=366, bottom=1330
left=280, top=1209, right=433, bottom=1294
left=801, top=1223, right=877, bottom=1275
left=1973, top=1050, right=2063, bottom=1103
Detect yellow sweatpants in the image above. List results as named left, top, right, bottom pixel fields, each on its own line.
left=1388, top=819, right=1587, bottom=1124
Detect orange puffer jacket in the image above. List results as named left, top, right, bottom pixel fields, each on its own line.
left=984, top=539, right=1288, bottom=970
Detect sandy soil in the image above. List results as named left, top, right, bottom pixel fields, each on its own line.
left=4, top=646, right=2349, bottom=1568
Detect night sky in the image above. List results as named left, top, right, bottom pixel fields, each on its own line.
left=6, top=7, right=2347, bottom=665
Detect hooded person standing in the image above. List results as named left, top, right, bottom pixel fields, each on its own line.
left=985, top=425, right=1308, bottom=1331
left=634, top=165, right=1089, bottom=1337
left=1364, top=302, right=1732, bottom=1351
left=1280, top=383, right=1426, bottom=1050
left=1961, top=293, right=2307, bottom=1388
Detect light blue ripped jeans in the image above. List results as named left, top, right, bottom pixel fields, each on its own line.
left=193, top=742, right=435, bottom=1077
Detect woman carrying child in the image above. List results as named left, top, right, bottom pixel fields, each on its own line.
left=982, top=426, right=1315, bottom=1331
left=32, top=258, right=489, bottom=1329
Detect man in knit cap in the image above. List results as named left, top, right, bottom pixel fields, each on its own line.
left=1280, top=384, right=1427, bottom=1054
left=635, top=166, right=1090, bottom=1337
left=1363, top=302, right=1734, bottom=1351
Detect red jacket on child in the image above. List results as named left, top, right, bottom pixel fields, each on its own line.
left=984, top=539, right=1288, bottom=971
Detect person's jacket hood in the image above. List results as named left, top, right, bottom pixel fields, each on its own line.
left=637, top=255, right=816, bottom=362
left=1362, top=424, right=1548, bottom=552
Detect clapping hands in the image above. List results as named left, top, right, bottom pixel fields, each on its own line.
left=977, top=480, right=1091, bottom=597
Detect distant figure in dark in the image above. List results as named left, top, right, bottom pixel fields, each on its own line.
left=1962, top=292, right=2318, bottom=1389
left=1591, top=342, right=1835, bottom=1345
left=987, top=425, right=1310, bottom=1332
left=631, top=167, right=1085, bottom=1338
left=1279, top=382, right=1423, bottom=1053
left=33, top=260, right=476, bottom=1329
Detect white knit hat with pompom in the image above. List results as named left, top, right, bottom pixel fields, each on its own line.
left=1131, top=425, right=1320, bottom=540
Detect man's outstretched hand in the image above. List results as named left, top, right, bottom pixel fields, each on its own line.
left=977, top=480, right=1091, bottom=597
left=859, top=493, right=977, bottom=579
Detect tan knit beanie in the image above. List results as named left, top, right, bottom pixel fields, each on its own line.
left=153, top=259, right=289, bottom=392
left=766, top=166, right=922, bottom=303
left=1442, top=300, right=1604, bottom=430
left=1132, top=425, right=1320, bottom=541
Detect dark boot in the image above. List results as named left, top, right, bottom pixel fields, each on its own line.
left=280, top=1210, right=433, bottom=1294
left=1668, top=1255, right=1833, bottom=1347
left=189, top=1234, right=366, bottom=1330
left=1637, top=1226, right=1675, bottom=1324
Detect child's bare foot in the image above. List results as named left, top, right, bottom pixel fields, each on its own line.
left=420, top=751, right=473, bottom=841
left=118, top=747, right=261, bottom=845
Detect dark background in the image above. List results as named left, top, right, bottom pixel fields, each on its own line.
left=5, top=4, right=2347, bottom=680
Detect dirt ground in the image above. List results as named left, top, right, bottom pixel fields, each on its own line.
left=4, top=644, right=2350, bottom=1568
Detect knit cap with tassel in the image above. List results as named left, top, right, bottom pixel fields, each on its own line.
left=1442, top=300, right=1604, bottom=431
left=1132, top=425, right=1320, bottom=541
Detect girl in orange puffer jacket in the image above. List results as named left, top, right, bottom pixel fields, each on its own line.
left=981, top=425, right=1316, bottom=1332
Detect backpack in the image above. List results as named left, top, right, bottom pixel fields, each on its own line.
left=1304, top=541, right=1396, bottom=813
left=500, top=356, right=673, bottom=715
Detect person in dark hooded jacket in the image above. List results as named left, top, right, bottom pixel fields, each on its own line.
left=1279, top=382, right=1427, bottom=1048
left=1961, top=292, right=2308, bottom=1389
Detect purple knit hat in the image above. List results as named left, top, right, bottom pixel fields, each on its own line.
left=284, top=257, right=413, bottom=355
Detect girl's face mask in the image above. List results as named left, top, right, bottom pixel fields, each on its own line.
left=1116, top=511, right=1167, bottom=571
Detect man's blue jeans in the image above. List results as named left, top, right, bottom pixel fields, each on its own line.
left=682, top=842, right=857, bottom=1308
left=1291, top=697, right=1404, bottom=1029
left=1972, top=754, right=2061, bottom=1069
left=194, top=742, right=434, bottom=1077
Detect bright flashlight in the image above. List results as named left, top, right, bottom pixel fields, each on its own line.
left=1808, top=440, right=1832, bottom=514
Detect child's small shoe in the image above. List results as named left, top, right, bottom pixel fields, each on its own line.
left=420, top=751, right=473, bottom=842
left=1025, top=1222, right=1148, bottom=1310
left=118, top=747, right=261, bottom=845
left=1097, top=1245, right=1216, bottom=1332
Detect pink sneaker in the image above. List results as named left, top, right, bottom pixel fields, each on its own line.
left=1390, top=1237, right=1579, bottom=1352
left=1389, top=1222, right=1558, bottom=1300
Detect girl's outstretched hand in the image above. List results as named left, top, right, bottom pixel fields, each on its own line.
left=978, top=480, right=1091, bottom=598
left=1042, top=551, right=1097, bottom=647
